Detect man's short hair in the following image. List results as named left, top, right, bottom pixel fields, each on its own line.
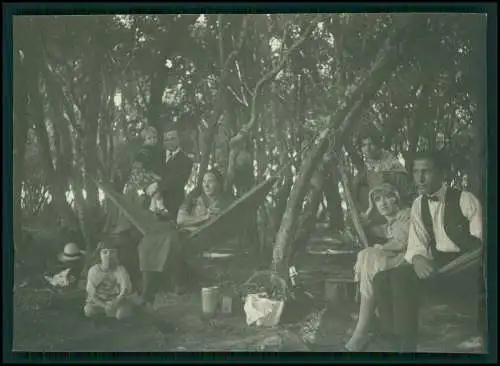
left=357, top=126, right=383, bottom=148
left=413, top=150, right=446, bottom=171
left=164, top=126, right=179, bottom=135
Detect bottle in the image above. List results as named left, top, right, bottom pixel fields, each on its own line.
left=289, top=266, right=298, bottom=287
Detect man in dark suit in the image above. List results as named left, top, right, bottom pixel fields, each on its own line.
left=137, top=127, right=194, bottom=302
left=158, top=128, right=193, bottom=222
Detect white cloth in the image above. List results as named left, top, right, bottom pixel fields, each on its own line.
left=165, top=148, right=180, bottom=164
left=45, top=268, right=73, bottom=288
left=146, top=182, right=159, bottom=196
left=244, top=294, right=284, bottom=327
left=404, top=185, right=483, bottom=264
left=149, top=196, right=166, bottom=213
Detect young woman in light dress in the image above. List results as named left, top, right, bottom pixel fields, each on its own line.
left=345, top=183, right=411, bottom=352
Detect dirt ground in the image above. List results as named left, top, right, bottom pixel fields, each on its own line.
left=12, top=249, right=485, bottom=353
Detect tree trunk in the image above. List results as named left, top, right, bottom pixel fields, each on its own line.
left=344, top=143, right=365, bottom=173
left=271, top=17, right=420, bottom=280
left=29, top=67, right=75, bottom=229
left=197, top=16, right=249, bottom=189
left=78, top=25, right=107, bottom=251
left=42, top=65, right=81, bottom=230
left=289, top=169, right=325, bottom=263
left=13, top=43, right=30, bottom=255
left=323, top=163, right=344, bottom=232
left=404, top=81, right=432, bottom=173
left=148, top=57, right=169, bottom=137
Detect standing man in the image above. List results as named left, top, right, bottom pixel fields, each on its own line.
left=372, top=150, right=483, bottom=352
left=154, top=127, right=193, bottom=221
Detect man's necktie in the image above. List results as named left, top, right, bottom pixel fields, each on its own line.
left=421, top=196, right=437, bottom=256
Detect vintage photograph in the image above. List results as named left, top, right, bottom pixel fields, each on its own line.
left=11, top=12, right=488, bottom=354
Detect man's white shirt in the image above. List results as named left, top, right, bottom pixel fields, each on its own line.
left=165, top=148, right=181, bottom=164
left=404, top=184, right=483, bottom=264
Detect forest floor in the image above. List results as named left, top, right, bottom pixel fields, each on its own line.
left=12, top=248, right=485, bottom=353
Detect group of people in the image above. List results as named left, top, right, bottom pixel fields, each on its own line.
left=50, top=126, right=235, bottom=323
left=48, top=125, right=483, bottom=353
left=344, top=132, right=483, bottom=352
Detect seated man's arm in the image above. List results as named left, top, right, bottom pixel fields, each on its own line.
left=460, top=191, right=483, bottom=242
left=404, top=199, right=436, bottom=279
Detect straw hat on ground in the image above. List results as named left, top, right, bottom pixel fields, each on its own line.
left=58, top=242, right=86, bottom=263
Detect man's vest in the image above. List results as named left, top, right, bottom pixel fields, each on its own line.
left=421, top=187, right=481, bottom=258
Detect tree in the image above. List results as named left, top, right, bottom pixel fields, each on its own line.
left=13, top=14, right=485, bottom=285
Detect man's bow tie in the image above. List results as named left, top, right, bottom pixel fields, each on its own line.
left=424, top=195, right=440, bottom=202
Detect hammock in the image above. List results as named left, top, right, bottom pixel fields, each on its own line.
left=187, top=177, right=279, bottom=247
left=436, top=247, right=483, bottom=277
left=338, top=160, right=369, bottom=248
left=91, top=175, right=278, bottom=253
left=91, top=177, right=159, bottom=236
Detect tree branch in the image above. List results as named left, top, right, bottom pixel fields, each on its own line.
left=230, top=15, right=322, bottom=148
left=271, top=14, right=422, bottom=278
left=234, top=60, right=249, bottom=106
left=218, top=14, right=225, bottom=70
left=40, top=62, right=85, bottom=139
left=278, top=20, right=292, bottom=60
left=195, top=16, right=250, bottom=189
left=222, top=16, right=248, bottom=72
left=226, top=85, right=248, bottom=107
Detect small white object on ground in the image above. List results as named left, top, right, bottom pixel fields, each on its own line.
left=457, top=336, right=483, bottom=351
left=244, top=294, right=285, bottom=327
left=44, top=268, right=71, bottom=288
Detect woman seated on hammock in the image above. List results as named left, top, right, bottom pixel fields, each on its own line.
left=344, top=182, right=411, bottom=352
left=177, top=168, right=234, bottom=232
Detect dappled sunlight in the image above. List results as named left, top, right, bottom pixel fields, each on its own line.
left=12, top=12, right=486, bottom=353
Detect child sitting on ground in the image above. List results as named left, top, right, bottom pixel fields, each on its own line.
left=84, top=240, right=135, bottom=321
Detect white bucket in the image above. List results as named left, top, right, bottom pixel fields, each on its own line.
left=201, top=286, right=220, bottom=315
left=244, top=294, right=285, bottom=327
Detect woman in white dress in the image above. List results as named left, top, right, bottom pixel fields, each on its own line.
left=345, top=183, right=411, bottom=351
